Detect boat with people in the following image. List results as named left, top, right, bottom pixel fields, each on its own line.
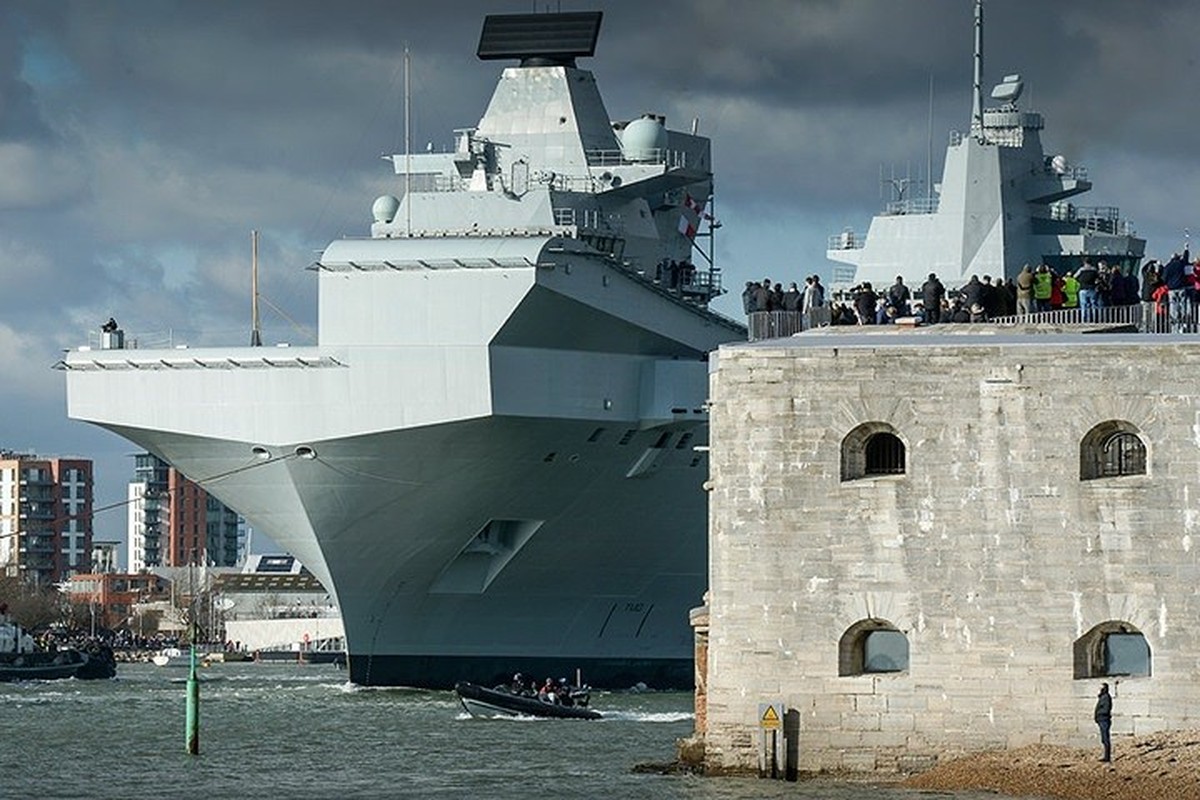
left=455, top=677, right=601, bottom=720
left=0, top=607, right=111, bottom=681
left=62, top=10, right=743, bottom=688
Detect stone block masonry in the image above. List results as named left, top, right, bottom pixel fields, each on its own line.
left=700, top=325, right=1200, bottom=775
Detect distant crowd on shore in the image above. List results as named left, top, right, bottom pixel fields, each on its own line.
left=743, top=249, right=1200, bottom=332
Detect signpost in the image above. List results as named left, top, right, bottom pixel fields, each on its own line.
left=758, top=702, right=784, bottom=778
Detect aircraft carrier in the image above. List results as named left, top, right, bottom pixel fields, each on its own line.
left=62, top=11, right=744, bottom=688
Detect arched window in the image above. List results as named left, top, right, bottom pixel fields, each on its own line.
left=1080, top=421, right=1147, bottom=480
left=1073, top=621, right=1151, bottom=679
left=839, top=618, right=909, bottom=676
left=842, top=423, right=906, bottom=481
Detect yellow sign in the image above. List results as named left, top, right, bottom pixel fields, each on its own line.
left=759, top=702, right=782, bottom=730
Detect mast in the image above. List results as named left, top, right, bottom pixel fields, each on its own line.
left=404, top=46, right=412, bottom=237
left=972, top=0, right=984, bottom=137
left=250, top=230, right=262, bottom=347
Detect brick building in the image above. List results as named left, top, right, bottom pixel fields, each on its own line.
left=0, top=451, right=93, bottom=584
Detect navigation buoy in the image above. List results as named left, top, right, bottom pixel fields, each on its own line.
left=185, top=643, right=200, bottom=755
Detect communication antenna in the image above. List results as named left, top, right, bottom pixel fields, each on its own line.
left=404, top=45, right=412, bottom=237
left=250, top=230, right=262, bottom=347
left=972, top=0, right=984, bottom=139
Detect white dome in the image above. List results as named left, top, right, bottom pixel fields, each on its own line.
left=372, top=195, right=400, bottom=224
left=621, top=116, right=667, bottom=162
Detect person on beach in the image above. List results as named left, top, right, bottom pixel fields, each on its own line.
left=1094, top=682, right=1113, bottom=762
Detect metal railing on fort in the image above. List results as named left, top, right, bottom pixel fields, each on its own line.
left=982, top=301, right=1198, bottom=333
left=747, top=309, right=833, bottom=341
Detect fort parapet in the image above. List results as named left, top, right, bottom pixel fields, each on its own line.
left=699, top=323, right=1200, bottom=774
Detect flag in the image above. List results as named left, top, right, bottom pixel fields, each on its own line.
left=677, top=193, right=707, bottom=240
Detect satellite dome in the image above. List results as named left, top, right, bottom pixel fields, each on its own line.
left=621, top=115, right=667, bottom=162
left=1050, top=154, right=1068, bottom=175
left=372, top=195, right=400, bottom=224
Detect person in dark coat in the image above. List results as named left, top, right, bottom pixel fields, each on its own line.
left=961, top=275, right=984, bottom=315
left=853, top=283, right=878, bottom=325
left=741, top=281, right=757, bottom=314
left=1094, top=682, right=1113, bottom=762
left=921, top=273, right=945, bottom=324
left=1140, top=260, right=1162, bottom=331
left=886, top=276, right=912, bottom=317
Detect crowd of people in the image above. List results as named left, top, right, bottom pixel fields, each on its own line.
left=744, top=250, right=1199, bottom=331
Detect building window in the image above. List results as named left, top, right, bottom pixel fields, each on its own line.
left=1080, top=421, right=1147, bottom=480
left=1074, top=621, right=1151, bottom=678
left=841, top=423, right=906, bottom=481
left=839, top=618, right=909, bottom=676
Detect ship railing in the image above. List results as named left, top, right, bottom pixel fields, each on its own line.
left=746, top=309, right=833, bottom=341
left=1048, top=204, right=1134, bottom=235
left=1045, top=164, right=1089, bottom=181
left=828, top=230, right=864, bottom=251
left=991, top=302, right=1200, bottom=334
left=585, top=148, right=689, bottom=170
left=86, top=329, right=179, bottom=350
left=402, top=173, right=466, bottom=193
left=883, top=197, right=939, bottom=216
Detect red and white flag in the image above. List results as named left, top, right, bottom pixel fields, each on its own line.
left=677, top=193, right=707, bottom=240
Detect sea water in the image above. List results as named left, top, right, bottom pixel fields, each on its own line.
left=0, top=662, right=1016, bottom=799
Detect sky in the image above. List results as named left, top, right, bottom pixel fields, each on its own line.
left=2, top=0, right=1196, bottom=556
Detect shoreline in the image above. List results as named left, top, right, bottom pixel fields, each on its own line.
left=901, top=731, right=1200, bottom=799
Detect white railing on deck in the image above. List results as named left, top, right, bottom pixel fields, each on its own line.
left=585, top=148, right=689, bottom=170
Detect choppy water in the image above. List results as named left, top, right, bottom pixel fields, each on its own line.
left=0, top=662, right=1016, bottom=799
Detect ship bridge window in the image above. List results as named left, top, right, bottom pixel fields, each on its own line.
left=1074, top=621, right=1151, bottom=678
left=841, top=422, right=906, bottom=481
left=839, top=618, right=909, bottom=676
left=1080, top=421, right=1146, bottom=480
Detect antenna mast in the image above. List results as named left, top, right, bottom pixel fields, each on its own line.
left=972, top=0, right=984, bottom=138
left=250, top=229, right=262, bottom=347
left=404, top=46, right=412, bottom=237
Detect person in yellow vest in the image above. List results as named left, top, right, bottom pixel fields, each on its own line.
left=1062, top=271, right=1080, bottom=309
left=1033, top=264, right=1054, bottom=312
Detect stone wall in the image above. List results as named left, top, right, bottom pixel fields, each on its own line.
left=703, top=328, right=1200, bottom=774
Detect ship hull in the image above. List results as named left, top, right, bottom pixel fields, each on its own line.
left=94, top=412, right=708, bottom=689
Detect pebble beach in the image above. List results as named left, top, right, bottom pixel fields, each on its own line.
left=901, top=731, right=1200, bottom=800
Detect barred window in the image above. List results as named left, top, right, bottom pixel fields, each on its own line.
left=1081, top=421, right=1147, bottom=480
left=864, top=433, right=906, bottom=475
left=841, top=423, right=906, bottom=481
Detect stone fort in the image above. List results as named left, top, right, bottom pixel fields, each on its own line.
left=695, top=324, right=1200, bottom=774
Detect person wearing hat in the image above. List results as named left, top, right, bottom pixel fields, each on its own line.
left=1094, top=682, right=1113, bottom=762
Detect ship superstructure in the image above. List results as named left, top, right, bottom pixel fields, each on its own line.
left=62, top=12, right=743, bottom=688
left=828, top=0, right=1144, bottom=286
